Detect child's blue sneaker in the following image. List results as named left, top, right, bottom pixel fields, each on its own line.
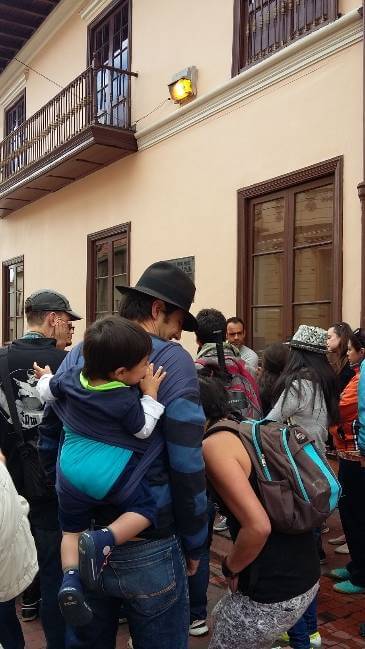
left=79, top=528, right=115, bottom=591
left=58, top=569, right=93, bottom=627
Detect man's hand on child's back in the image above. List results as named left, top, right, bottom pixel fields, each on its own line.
left=139, top=363, right=166, bottom=401
left=33, top=362, right=52, bottom=379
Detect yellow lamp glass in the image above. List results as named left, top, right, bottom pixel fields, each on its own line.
left=169, top=78, right=193, bottom=103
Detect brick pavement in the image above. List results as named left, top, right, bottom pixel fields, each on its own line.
left=20, top=512, right=365, bottom=648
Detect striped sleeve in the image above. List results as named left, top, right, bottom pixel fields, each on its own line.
left=163, top=389, right=208, bottom=559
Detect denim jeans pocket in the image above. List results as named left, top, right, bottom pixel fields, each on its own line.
left=102, top=547, right=178, bottom=616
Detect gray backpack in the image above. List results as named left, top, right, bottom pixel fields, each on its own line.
left=207, top=418, right=341, bottom=533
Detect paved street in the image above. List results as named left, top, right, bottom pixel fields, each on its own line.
left=20, top=508, right=365, bottom=649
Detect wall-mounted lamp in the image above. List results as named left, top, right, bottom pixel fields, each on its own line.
left=168, top=66, right=198, bottom=104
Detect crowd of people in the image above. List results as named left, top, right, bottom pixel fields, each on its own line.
left=0, top=261, right=364, bottom=649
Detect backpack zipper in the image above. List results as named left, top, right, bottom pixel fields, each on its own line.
left=251, top=423, right=272, bottom=480
left=281, top=428, right=310, bottom=502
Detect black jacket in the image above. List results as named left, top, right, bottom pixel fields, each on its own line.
left=0, top=336, right=66, bottom=529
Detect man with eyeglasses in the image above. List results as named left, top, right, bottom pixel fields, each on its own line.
left=0, top=289, right=81, bottom=649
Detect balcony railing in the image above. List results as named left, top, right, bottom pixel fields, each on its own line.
left=238, top=0, right=338, bottom=70
left=0, top=64, right=137, bottom=184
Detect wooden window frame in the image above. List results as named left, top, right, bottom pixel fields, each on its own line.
left=86, top=222, right=130, bottom=325
left=87, top=0, right=132, bottom=67
left=86, top=0, right=132, bottom=128
left=2, top=255, right=24, bottom=345
left=5, top=91, right=26, bottom=137
left=237, top=156, right=343, bottom=347
left=232, top=0, right=338, bottom=76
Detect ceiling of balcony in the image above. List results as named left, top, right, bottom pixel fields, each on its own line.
left=0, top=0, right=61, bottom=74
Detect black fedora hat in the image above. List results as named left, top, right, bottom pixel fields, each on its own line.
left=116, top=261, right=197, bottom=332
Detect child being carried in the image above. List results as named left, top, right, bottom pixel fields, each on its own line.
left=34, top=316, right=166, bottom=627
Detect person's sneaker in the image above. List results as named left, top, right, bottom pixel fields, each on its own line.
left=359, top=622, right=365, bottom=637
left=328, top=533, right=346, bottom=545
left=127, top=638, right=133, bottom=649
left=320, top=523, right=329, bottom=534
left=21, top=599, right=41, bottom=622
left=79, top=528, right=114, bottom=591
left=335, top=543, right=349, bottom=554
left=329, top=567, right=350, bottom=580
left=213, top=514, right=228, bottom=532
left=309, top=631, right=322, bottom=647
left=276, top=632, right=289, bottom=644
left=333, top=580, right=365, bottom=594
left=189, top=619, right=209, bottom=636
left=58, top=569, right=93, bottom=627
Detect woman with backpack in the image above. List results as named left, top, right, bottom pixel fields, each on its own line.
left=198, top=374, right=320, bottom=649
left=267, top=325, right=340, bottom=649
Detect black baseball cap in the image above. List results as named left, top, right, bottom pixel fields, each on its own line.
left=25, top=289, right=82, bottom=321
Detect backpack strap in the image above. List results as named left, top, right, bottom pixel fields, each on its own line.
left=0, top=347, right=27, bottom=452
left=205, top=418, right=242, bottom=438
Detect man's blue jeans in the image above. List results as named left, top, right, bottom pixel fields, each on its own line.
left=0, top=599, right=24, bottom=649
left=288, top=594, right=318, bottom=649
left=69, top=535, right=189, bottom=649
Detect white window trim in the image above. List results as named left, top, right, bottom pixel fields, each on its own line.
left=79, top=0, right=114, bottom=25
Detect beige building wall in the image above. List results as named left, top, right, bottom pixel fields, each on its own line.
left=0, top=1, right=363, bottom=352
left=0, top=0, right=357, bottom=129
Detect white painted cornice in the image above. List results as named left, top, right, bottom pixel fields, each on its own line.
left=0, top=0, right=85, bottom=98
left=80, top=0, right=113, bottom=25
left=136, top=9, right=363, bottom=151
left=0, top=72, right=28, bottom=109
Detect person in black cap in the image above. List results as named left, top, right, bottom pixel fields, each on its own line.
left=0, top=288, right=81, bottom=649
left=39, top=262, right=208, bottom=649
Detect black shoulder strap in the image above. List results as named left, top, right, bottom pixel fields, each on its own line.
left=206, top=418, right=241, bottom=438
left=0, top=346, right=26, bottom=449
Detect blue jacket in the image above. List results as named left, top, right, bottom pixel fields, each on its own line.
left=38, top=335, right=208, bottom=558
left=357, top=361, right=365, bottom=455
left=50, top=367, right=147, bottom=452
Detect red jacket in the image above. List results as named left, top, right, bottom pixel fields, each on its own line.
left=330, top=366, right=359, bottom=452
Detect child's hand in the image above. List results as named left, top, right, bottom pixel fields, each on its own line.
left=33, top=362, right=52, bottom=379
left=139, top=363, right=166, bottom=400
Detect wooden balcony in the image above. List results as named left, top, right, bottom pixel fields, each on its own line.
left=0, top=65, right=138, bottom=217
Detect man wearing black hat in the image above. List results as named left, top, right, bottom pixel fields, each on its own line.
left=42, top=263, right=208, bottom=649
left=0, top=289, right=81, bottom=649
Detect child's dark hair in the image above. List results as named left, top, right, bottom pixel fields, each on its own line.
left=83, top=316, right=151, bottom=380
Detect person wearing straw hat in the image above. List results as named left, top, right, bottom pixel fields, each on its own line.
left=38, top=262, right=208, bottom=649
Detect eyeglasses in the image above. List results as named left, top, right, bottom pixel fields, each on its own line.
left=56, top=317, right=75, bottom=332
